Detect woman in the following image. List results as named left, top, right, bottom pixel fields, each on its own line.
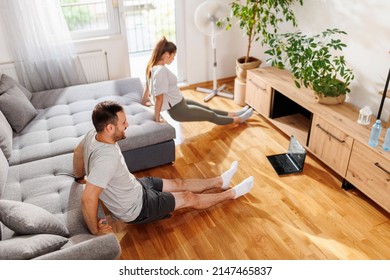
left=143, top=37, right=253, bottom=125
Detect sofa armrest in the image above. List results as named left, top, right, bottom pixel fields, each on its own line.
left=33, top=233, right=121, bottom=260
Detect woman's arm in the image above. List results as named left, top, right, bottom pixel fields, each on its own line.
left=154, top=94, right=164, bottom=122
left=142, top=84, right=151, bottom=106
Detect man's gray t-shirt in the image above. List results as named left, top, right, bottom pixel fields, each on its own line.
left=82, top=129, right=143, bottom=222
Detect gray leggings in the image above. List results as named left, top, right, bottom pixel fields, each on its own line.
left=167, top=98, right=234, bottom=125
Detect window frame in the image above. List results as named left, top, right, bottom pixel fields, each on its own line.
left=60, top=0, right=121, bottom=40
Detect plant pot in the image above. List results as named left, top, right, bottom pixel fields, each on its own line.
left=234, top=78, right=246, bottom=106
left=314, top=93, right=346, bottom=105
left=236, top=56, right=262, bottom=82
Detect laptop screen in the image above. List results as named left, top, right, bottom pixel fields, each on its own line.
left=287, top=136, right=306, bottom=169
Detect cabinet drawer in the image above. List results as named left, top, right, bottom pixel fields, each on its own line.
left=309, top=115, right=353, bottom=176
left=346, top=141, right=390, bottom=212
left=245, top=71, right=271, bottom=117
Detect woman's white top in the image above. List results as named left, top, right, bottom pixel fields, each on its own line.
left=150, top=65, right=183, bottom=111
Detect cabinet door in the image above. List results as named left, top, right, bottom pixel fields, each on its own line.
left=245, top=71, right=272, bottom=117
left=309, top=115, right=354, bottom=176
left=346, top=141, right=390, bottom=212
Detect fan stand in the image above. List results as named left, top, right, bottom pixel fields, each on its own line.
left=196, top=17, right=233, bottom=102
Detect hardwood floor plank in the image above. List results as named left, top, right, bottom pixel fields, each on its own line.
left=109, top=82, right=390, bottom=260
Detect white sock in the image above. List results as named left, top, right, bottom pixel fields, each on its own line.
left=239, top=108, right=254, bottom=123
left=221, top=161, right=238, bottom=190
left=235, top=105, right=249, bottom=116
left=232, top=176, right=254, bottom=199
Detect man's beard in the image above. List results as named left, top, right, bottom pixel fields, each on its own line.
left=114, top=130, right=126, bottom=142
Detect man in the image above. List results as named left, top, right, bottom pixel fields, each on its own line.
left=73, top=101, right=254, bottom=235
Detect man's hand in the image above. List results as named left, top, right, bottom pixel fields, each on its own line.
left=75, top=175, right=86, bottom=184
left=96, top=218, right=113, bottom=235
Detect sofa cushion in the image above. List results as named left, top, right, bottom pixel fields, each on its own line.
left=0, top=86, right=37, bottom=133
left=0, top=200, right=69, bottom=236
left=30, top=77, right=144, bottom=109
left=0, top=111, right=12, bottom=160
left=0, top=234, right=68, bottom=260
left=0, top=73, right=32, bottom=100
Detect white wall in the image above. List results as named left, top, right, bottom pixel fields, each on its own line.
left=74, top=35, right=130, bottom=80
left=182, top=0, right=241, bottom=85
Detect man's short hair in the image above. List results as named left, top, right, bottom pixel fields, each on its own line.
left=92, top=101, right=124, bottom=132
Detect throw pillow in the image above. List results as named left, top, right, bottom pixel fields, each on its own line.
left=0, top=85, right=37, bottom=133
left=0, top=234, right=68, bottom=260
left=0, top=200, right=69, bottom=236
left=0, top=110, right=12, bottom=160
left=0, top=73, right=32, bottom=100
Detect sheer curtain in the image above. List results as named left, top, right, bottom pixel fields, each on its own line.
left=0, top=0, right=86, bottom=92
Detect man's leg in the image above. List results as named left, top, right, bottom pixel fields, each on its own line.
left=162, top=161, right=238, bottom=193
left=172, top=176, right=254, bottom=211
left=160, top=161, right=253, bottom=211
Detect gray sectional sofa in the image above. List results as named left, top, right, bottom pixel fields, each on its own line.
left=0, top=74, right=176, bottom=259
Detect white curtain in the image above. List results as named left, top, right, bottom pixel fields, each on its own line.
left=0, top=0, right=86, bottom=92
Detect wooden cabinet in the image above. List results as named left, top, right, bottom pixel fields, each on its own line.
left=309, top=115, right=354, bottom=176
left=346, top=141, right=390, bottom=212
left=246, top=67, right=390, bottom=213
left=245, top=70, right=272, bottom=117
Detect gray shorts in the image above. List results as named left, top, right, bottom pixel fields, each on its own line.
left=129, top=177, right=175, bottom=224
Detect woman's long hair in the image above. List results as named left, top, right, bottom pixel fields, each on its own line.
left=145, top=37, right=177, bottom=84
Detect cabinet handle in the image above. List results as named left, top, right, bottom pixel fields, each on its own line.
left=248, top=79, right=266, bottom=91
left=316, top=124, right=346, bottom=143
left=374, top=162, right=390, bottom=175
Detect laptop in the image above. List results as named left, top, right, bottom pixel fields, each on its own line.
left=266, top=135, right=307, bottom=175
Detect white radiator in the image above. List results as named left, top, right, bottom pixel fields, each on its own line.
left=0, top=50, right=110, bottom=85
left=76, top=50, right=110, bottom=83
left=0, top=62, right=19, bottom=82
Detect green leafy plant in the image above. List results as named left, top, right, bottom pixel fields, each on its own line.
left=265, top=28, right=355, bottom=97
left=60, top=0, right=94, bottom=31
left=217, top=0, right=303, bottom=63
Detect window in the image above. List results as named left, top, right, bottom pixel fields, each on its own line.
left=124, top=0, right=185, bottom=83
left=60, top=0, right=120, bottom=40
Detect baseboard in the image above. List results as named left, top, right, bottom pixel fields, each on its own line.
left=179, top=76, right=235, bottom=90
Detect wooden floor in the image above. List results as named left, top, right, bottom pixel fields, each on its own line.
left=108, top=80, right=390, bottom=260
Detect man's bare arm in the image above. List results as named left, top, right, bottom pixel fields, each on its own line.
left=81, top=182, right=112, bottom=235
left=73, top=140, right=85, bottom=181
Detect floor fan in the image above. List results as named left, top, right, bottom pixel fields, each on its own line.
left=194, top=0, right=233, bottom=102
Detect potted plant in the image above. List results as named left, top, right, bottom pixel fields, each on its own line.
left=265, top=28, right=355, bottom=104
left=217, top=0, right=303, bottom=105
left=217, top=0, right=303, bottom=81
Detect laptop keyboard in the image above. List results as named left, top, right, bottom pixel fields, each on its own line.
left=273, top=156, right=297, bottom=172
